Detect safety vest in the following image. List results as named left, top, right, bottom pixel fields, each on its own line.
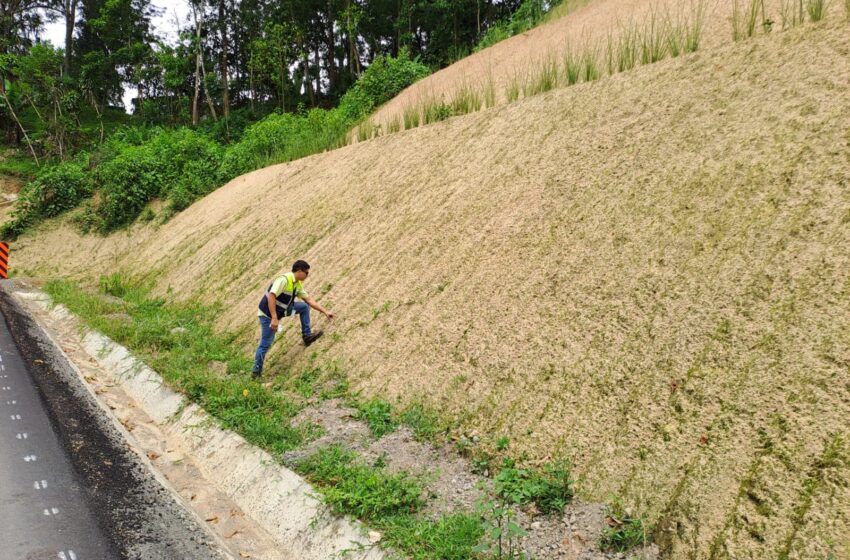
left=258, top=273, right=299, bottom=318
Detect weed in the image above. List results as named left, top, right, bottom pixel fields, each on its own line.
left=473, top=498, right=528, bottom=559
left=387, top=116, right=401, bottom=134
left=600, top=497, right=649, bottom=552
left=496, top=435, right=511, bottom=451
left=615, top=22, right=639, bottom=73
left=403, top=105, right=421, bottom=129
left=524, top=55, right=559, bottom=96
left=806, top=0, right=828, bottom=21
left=357, top=398, right=398, bottom=437
left=639, top=9, right=669, bottom=65
left=563, top=48, right=582, bottom=85
left=451, top=83, right=483, bottom=116
left=684, top=0, right=706, bottom=52
left=377, top=513, right=484, bottom=559
left=733, top=0, right=769, bottom=40
left=400, top=402, right=447, bottom=442
left=780, top=0, right=806, bottom=28
left=506, top=74, right=521, bottom=102
left=98, top=273, right=129, bottom=298
left=482, top=74, right=497, bottom=108
left=494, top=457, right=574, bottom=513
left=582, top=46, right=601, bottom=82
left=297, top=445, right=423, bottom=519
left=357, top=119, right=373, bottom=142
left=423, top=99, right=453, bottom=124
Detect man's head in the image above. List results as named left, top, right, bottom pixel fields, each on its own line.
left=292, top=260, right=310, bottom=281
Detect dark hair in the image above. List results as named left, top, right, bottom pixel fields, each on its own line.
left=292, top=260, right=311, bottom=273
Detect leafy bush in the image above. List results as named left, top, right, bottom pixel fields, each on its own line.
left=0, top=160, right=92, bottom=239
left=218, top=108, right=348, bottom=180
left=475, top=0, right=555, bottom=51
left=337, top=50, right=431, bottom=122
left=91, top=128, right=223, bottom=230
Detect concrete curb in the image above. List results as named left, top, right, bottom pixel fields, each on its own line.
left=16, top=290, right=385, bottom=560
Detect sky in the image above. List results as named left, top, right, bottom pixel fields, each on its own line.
left=41, top=0, right=192, bottom=111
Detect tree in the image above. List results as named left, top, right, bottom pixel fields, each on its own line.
left=76, top=0, right=158, bottom=110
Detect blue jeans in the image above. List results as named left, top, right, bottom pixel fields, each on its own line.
left=252, top=303, right=312, bottom=374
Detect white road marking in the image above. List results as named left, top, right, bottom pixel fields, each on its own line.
left=11, top=413, right=21, bottom=420
left=43, top=507, right=60, bottom=516
left=23, top=454, right=37, bottom=462
left=16, top=432, right=28, bottom=439
left=58, top=551, right=77, bottom=560
left=1, top=386, right=10, bottom=391
left=34, top=479, right=48, bottom=490
left=5, top=400, right=16, bottom=404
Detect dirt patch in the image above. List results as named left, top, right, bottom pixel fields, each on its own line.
left=284, top=398, right=371, bottom=463
left=362, top=426, right=489, bottom=517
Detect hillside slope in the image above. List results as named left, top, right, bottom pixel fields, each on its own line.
left=367, top=0, right=844, bottom=130
left=11, top=20, right=850, bottom=559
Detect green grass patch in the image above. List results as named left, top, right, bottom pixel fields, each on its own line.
left=494, top=457, right=575, bottom=514
left=400, top=402, right=449, bottom=442
left=44, top=276, right=307, bottom=455
left=356, top=397, right=399, bottom=437
left=0, top=152, right=41, bottom=180
left=297, top=445, right=424, bottom=518
left=378, top=513, right=485, bottom=560
left=298, top=445, right=486, bottom=559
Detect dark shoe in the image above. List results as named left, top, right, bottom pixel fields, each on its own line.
left=302, top=330, right=324, bottom=347
left=251, top=370, right=261, bottom=380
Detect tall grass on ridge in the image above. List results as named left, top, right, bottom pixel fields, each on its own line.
left=780, top=0, right=806, bottom=28
left=806, top=0, right=828, bottom=21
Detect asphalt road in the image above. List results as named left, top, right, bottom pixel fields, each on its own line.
left=0, top=307, right=115, bottom=560
left=0, top=285, right=228, bottom=560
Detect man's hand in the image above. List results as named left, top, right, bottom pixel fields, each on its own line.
left=324, top=311, right=336, bottom=320
left=270, top=318, right=280, bottom=331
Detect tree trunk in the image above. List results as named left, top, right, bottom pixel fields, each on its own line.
left=219, top=0, right=230, bottom=119
left=326, top=0, right=336, bottom=94
left=192, top=5, right=203, bottom=125
left=63, top=0, right=78, bottom=76
left=0, top=89, right=39, bottom=166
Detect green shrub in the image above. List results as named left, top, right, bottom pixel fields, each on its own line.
left=1, top=161, right=92, bottom=238
left=337, top=50, right=431, bottom=122
left=92, top=128, right=223, bottom=230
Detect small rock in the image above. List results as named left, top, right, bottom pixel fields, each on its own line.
left=531, top=521, right=542, bottom=530
left=171, top=327, right=188, bottom=335
left=368, top=530, right=382, bottom=543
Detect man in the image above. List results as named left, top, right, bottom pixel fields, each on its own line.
left=252, top=260, right=335, bottom=379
